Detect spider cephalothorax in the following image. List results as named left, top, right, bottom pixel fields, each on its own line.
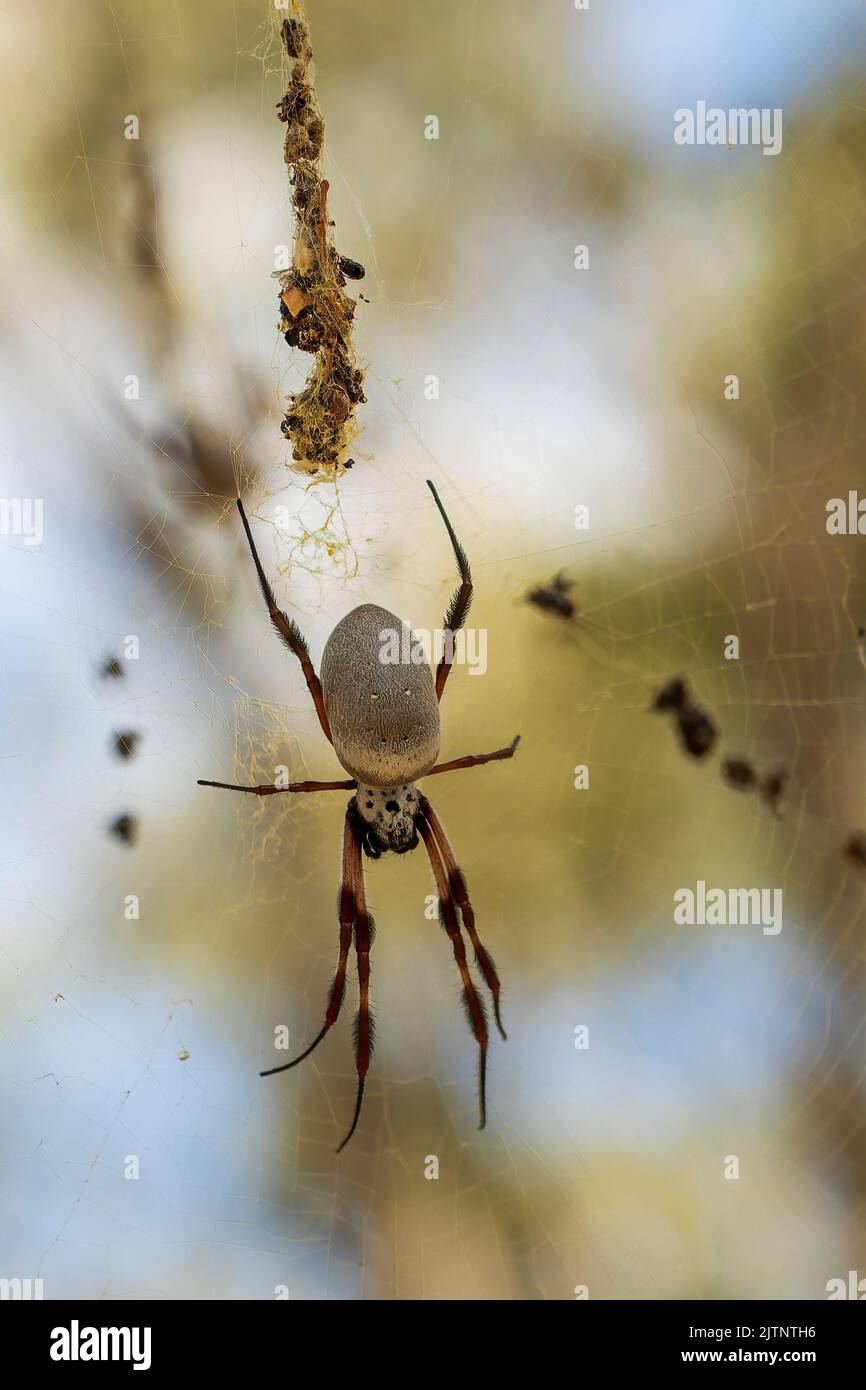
left=199, top=481, right=519, bottom=1150
left=354, top=782, right=420, bottom=856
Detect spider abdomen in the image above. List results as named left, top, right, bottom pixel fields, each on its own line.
left=321, top=603, right=440, bottom=786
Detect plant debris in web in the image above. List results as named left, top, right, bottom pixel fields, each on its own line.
left=275, top=8, right=366, bottom=479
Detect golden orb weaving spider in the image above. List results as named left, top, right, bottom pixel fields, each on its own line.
left=198, top=482, right=520, bottom=1150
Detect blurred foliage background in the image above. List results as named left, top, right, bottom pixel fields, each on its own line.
left=2, top=0, right=866, bottom=1299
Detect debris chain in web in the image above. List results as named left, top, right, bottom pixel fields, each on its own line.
left=275, top=5, right=366, bottom=478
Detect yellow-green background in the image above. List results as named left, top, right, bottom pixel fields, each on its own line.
left=1, top=0, right=865, bottom=1299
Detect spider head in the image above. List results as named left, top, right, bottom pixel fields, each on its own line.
left=355, top=783, right=420, bottom=856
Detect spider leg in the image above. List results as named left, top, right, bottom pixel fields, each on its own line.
left=337, top=806, right=375, bottom=1152
left=198, top=776, right=355, bottom=795
left=419, top=795, right=507, bottom=1041
left=425, top=736, right=520, bottom=778
left=426, top=480, right=473, bottom=702
left=416, top=809, right=489, bottom=1129
left=236, top=497, right=333, bottom=744
left=261, top=801, right=360, bottom=1076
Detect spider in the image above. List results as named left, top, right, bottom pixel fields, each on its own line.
left=198, top=482, right=520, bottom=1151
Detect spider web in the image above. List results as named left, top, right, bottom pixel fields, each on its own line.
left=2, top=0, right=866, bottom=1300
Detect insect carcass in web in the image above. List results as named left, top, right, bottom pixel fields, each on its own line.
left=198, top=482, right=520, bottom=1150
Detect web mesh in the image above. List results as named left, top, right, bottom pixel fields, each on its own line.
left=1, top=0, right=865, bottom=1300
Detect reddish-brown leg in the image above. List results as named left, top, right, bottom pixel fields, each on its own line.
left=420, top=795, right=507, bottom=1041
left=426, top=481, right=473, bottom=701
left=425, top=736, right=520, bottom=778
left=337, top=809, right=375, bottom=1152
left=198, top=776, right=355, bottom=796
left=261, top=802, right=360, bottom=1076
left=236, top=497, right=333, bottom=743
left=417, top=811, right=489, bottom=1129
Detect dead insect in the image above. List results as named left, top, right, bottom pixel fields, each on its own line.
left=675, top=704, right=717, bottom=760
left=338, top=254, right=365, bottom=281
left=113, top=731, right=141, bottom=761
left=525, top=572, right=576, bottom=620
left=844, top=832, right=866, bottom=868
left=721, top=757, right=756, bottom=791
left=721, top=759, right=788, bottom=814
left=652, top=676, right=688, bottom=713
left=109, top=813, right=138, bottom=846
left=198, top=482, right=520, bottom=1151
left=652, top=677, right=717, bottom=760
left=101, top=656, right=123, bottom=679
left=759, top=770, right=788, bottom=815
